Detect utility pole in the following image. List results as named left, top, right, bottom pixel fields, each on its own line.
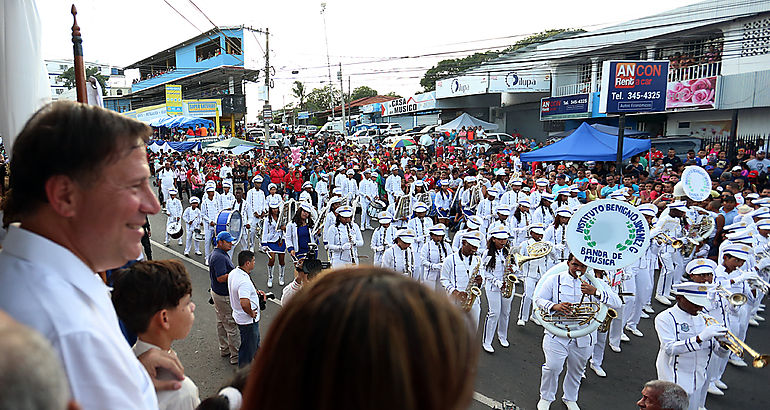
left=321, top=3, right=334, bottom=120
left=264, top=27, right=270, bottom=145
left=338, top=63, right=346, bottom=136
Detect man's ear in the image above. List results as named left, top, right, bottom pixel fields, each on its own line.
left=45, top=175, right=80, bottom=218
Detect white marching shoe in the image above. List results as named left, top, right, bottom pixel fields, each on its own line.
left=729, top=357, right=748, bottom=367
left=626, top=326, right=644, bottom=337
left=609, top=345, right=622, bottom=353
left=482, top=344, right=494, bottom=354
left=643, top=306, right=655, bottom=314
left=590, top=363, right=607, bottom=377
left=517, top=320, right=526, bottom=326
left=536, top=399, right=552, bottom=410
left=640, top=312, right=650, bottom=319
left=707, top=382, right=724, bottom=396
left=562, top=399, right=581, bottom=410
left=620, top=333, right=630, bottom=342
left=498, top=338, right=510, bottom=348
left=655, top=295, right=672, bottom=306
left=714, top=379, right=728, bottom=390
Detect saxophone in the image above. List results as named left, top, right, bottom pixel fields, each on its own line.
left=462, top=256, right=483, bottom=312
left=502, top=246, right=518, bottom=299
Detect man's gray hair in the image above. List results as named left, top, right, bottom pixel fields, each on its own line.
left=0, top=314, right=71, bottom=409
left=644, top=380, right=689, bottom=410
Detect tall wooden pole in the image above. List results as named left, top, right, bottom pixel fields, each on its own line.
left=71, top=5, right=87, bottom=103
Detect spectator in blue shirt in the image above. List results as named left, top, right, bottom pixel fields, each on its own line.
left=600, top=174, right=622, bottom=198
left=209, top=231, right=240, bottom=364
left=552, top=174, right=570, bottom=194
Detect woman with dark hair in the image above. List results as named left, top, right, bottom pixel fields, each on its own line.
left=242, top=267, right=479, bottom=410
left=286, top=201, right=316, bottom=275
left=481, top=224, right=513, bottom=354
left=261, top=197, right=286, bottom=288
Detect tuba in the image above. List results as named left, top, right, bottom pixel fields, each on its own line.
left=277, top=199, right=297, bottom=229
left=681, top=215, right=715, bottom=256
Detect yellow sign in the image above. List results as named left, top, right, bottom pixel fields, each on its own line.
left=165, top=85, right=183, bottom=116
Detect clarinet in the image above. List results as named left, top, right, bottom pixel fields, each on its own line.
left=404, top=247, right=411, bottom=276
left=347, top=223, right=357, bottom=264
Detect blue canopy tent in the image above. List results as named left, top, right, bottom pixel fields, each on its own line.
left=549, top=123, right=650, bottom=138
left=147, top=140, right=202, bottom=152
left=520, top=122, right=651, bottom=162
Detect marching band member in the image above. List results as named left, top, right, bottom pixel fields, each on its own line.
left=408, top=202, right=433, bottom=280
left=492, top=169, right=507, bottom=194
left=433, top=180, right=453, bottom=227
left=387, top=193, right=409, bottom=229
left=535, top=254, right=621, bottom=410
left=500, top=178, right=523, bottom=208
left=262, top=197, right=286, bottom=288
left=358, top=169, right=378, bottom=231
left=182, top=196, right=202, bottom=257
left=157, top=160, right=175, bottom=208
left=654, top=282, right=729, bottom=410
left=371, top=212, right=396, bottom=266
left=625, top=204, right=659, bottom=335
left=163, top=188, right=183, bottom=246
left=333, top=166, right=347, bottom=192
left=532, top=193, right=556, bottom=227
left=517, top=224, right=551, bottom=326
left=749, top=219, right=770, bottom=323
left=714, top=243, right=758, bottom=368
left=380, top=228, right=417, bottom=279
left=477, top=188, right=497, bottom=231
left=324, top=205, right=364, bottom=268
left=441, top=231, right=484, bottom=329
left=492, top=204, right=512, bottom=237
left=233, top=187, right=251, bottom=253
left=219, top=181, right=236, bottom=210
left=588, top=268, right=621, bottom=378
left=607, top=266, right=634, bottom=353
left=567, top=185, right=581, bottom=210
left=654, top=201, right=688, bottom=306
left=246, top=175, right=266, bottom=251
left=460, top=176, right=477, bottom=218
left=481, top=224, right=514, bottom=354
left=344, top=169, right=358, bottom=204
left=551, top=188, right=570, bottom=213
left=316, top=173, right=330, bottom=211
left=266, top=183, right=282, bottom=206
left=453, top=215, right=487, bottom=255
left=201, top=184, right=221, bottom=264
left=510, top=198, right=532, bottom=246
left=544, top=207, right=572, bottom=268
left=298, top=181, right=314, bottom=205
left=420, top=223, right=451, bottom=290
left=529, top=178, right=549, bottom=207
left=385, top=165, right=403, bottom=204
left=285, top=202, right=317, bottom=277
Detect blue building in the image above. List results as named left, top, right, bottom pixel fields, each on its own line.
left=105, top=26, right=259, bottom=133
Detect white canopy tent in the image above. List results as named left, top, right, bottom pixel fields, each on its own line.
left=436, top=112, right=499, bottom=132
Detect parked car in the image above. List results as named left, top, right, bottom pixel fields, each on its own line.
left=306, top=125, right=319, bottom=136
left=480, top=132, right=517, bottom=146
left=352, top=129, right=379, bottom=139
left=376, top=123, right=403, bottom=136
left=296, top=125, right=307, bottom=135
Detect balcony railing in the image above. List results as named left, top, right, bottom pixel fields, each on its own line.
left=554, top=81, right=591, bottom=97
left=668, top=61, right=722, bottom=82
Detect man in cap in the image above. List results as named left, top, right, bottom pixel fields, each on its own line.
left=201, top=185, right=222, bottom=264
left=370, top=212, right=396, bottom=266
left=654, top=281, right=729, bottom=410
left=408, top=201, right=434, bottom=276
left=219, top=159, right=234, bottom=189
left=220, top=182, right=236, bottom=210
left=535, top=254, right=622, bottom=410
left=325, top=205, right=364, bottom=268
left=654, top=201, right=688, bottom=305
left=517, top=224, right=551, bottom=326
left=544, top=207, right=572, bottom=267
left=433, top=180, right=453, bottom=227
left=385, top=165, right=403, bottom=204
left=182, top=196, right=203, bottom=257
left=441, top=230, right=484, bottom=329
left=481, top=224, right=514, bottom=353
left=420, top=224, right=451, bottom=291
left=157, top=160, right=176, bottom=209
left=164, top=188, right=183, bottom=246
left=453, top=215, right=486, bottom=254
left=358, top=169, right=379, bottom=230
left=380, top=228, right=418, bottom=279
left=209, top=231, right=241, bottom=365
left=246, top=175, right=267, bottom=251
left=316, top=173, right=330, bottom=211
left=625, top=204, right=660, bottom=332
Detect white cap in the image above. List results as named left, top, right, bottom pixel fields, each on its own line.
left=168, top=188, right=178, bottom=195
left=462, top=230, right=482, bottom=248
left=536, top=178, right=548, bottom=187
left=737, top=205, right=753, bottom=215
left=268, top=197, right=282, bottom=208
left=332, top=187, right=344, bottom=195
left=569, top=185, right=579, bottom=194
left=346, top=169, right=354, bottom=175
left=756, top=219, right=770, bottom=230
left=464, top=175, right=476, bottom=183
left=337, top=206, right=354, bottom=218
left=723, top=220, right=747, bottom=231
left=302, top=181, right=312, bottom=189
left=223, top=181, right=232, bottom=188
left=608, top=190, right=627, bottom=200
left=512, top=178, right=523, bottom=186
left=638, top=204, right=658, bottom=217
left=529, top=224, right=545, bottom=236
left=414, top=180, right=425, bottom=187
left=555, top=188, right=569, bottom=196
left=300, top=202, right=314, bottom=213
left=673, top=282, right=714, bottom=306
left=541, top=193, right=555, bottom=202
left=747, top=193, right=760, bottom=200
left=496, top=204, right=511, bottom=216
left=495, top=168, right=506, bottom=176
left=726, top=229, right=753, bottom=244
left=518, top=198, right=531, bottom=208
left=556, top=207, right=573, bottom=218
left=466, top=215, right=482, bottom=230
left=667, top=200, right=688, bottom=211
left=723, top=243, right=752, bottom=260
left=396, top=228, right=416, bottom=244
left=487, top=188, right=499, bottom=198
left=268, top=183, right=277, bottom=191
left=253, top=175, right=263, bottom=182
left=378, top=211, right=392, bottom=224
left=686, top=258, right=717, bottom=276
left=429, top=224, right=446, bottom=235
left=190, top=197, right=200, bottom=204
left=414, top=202, right=429, bottom=213
left=488, top=224, right=509, bottom=240
left=751, top=207, right=770, bottom=218
left=206, top=186, right=216, bottom=192
left=391, top=165, right=398, bottom=171
left=753, top=198, right=770, bottom=205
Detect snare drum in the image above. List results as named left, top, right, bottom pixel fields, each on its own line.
left=213, top=210, right=243, bottom=244
left=166, top=220, right=183, bottom=239
left=366, top=199, right=386, bottom=218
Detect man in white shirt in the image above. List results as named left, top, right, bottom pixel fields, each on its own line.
left=228, top=250, right=261, bottom=368
left=0, top=101, right=182, bottom=409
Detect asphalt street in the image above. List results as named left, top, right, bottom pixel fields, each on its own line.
left=147, top=209, right=770, bottom=410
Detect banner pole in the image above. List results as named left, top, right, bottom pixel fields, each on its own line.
left=616, top=113, right=626, bottom=177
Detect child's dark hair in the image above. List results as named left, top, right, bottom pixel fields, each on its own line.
left=111, top=260, right=192, bottom=334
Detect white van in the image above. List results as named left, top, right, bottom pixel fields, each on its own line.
left=377, top=123, right=403, bottom=136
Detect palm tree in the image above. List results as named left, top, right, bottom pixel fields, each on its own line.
left=292, top=81, right=306, bottom=110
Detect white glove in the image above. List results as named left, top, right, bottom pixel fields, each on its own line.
left=735, top=271, right=760, bottom=283
left=698, top=324, right=727, bottom=342
left=342, top=243, right=353, bottom=250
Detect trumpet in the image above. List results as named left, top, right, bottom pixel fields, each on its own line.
left=715, top=285, right=748, bottom=307
left=653, top=233, right=684, bottom=249
left=747, top=277, right=770, bottom=293
left=700, top=313, right=770, bottom=368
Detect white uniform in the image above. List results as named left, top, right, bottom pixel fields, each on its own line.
left=440, top=251, right=482, bottom=329
left=532, top=205, right=555, bottom=227
left=182, top=205, right=202, bottom=255
left=510, top=211, right=532, bottom=246
left=452, top=228, right=487, bottom=254
left=385, top=174, right=403, bottom=204
left=543, top=224, right=569, bottom=268
left=433, top=190, right=453, bottom=218
left=408, top=216, right=434, bottom=281
left=358, top=178, right=378, bottom=229
left=380, top=244, right=417, bottom=279
left=325, top=222, right=364, bottom=268
left=157, top=168, right=176, bottom=204
left=517, top=239, right=554, bottom=323
left=420, top=239, right=451, bottom=290
left=164, top=197, right=183, bottom=245
left=233, top=199, right=251, bottom=252
left=370, top=225, right=397, bottom=266
left=534, top=269, right=621, bottom=403
left=482, top=249, right=513, bottom=348
left=246, top=187, right=266, bottom=250
left=654, top=215, right=686, bottom=299
left=316, top=180, right=329, bottom=211
left=626, top=238, right=658, bottom=330
left=714, top=265, right=754, bottom=363
left=477, top=198, right=494, bottom=231
left=655, top=305, right=728, bottom=410
left=219, top=191, right=236, bottom=210
left=201, top=195, right=221, bottom=261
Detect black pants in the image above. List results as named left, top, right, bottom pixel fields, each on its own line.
left=141, top=235, right=153, bottom=260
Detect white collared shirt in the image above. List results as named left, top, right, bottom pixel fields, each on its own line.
left=228, top=267, right=260, bottom=325
left=132, top=340, right=200, bottom=410
left=0, top=225, right=158, bottom=409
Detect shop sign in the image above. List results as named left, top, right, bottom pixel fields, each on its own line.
left=165, top=84, right=183, bottom=116
left=122, top=104, right=168, bottom=123
left=599, top=60, right=669, bottom=114
left=383, top=91, right=437, bottom=116
left=540, top=93, right=590, bottom=120
left=436, top=74, right=489, bottom=99
left=666, top=76, right=718, bottom=110
left=184, top=99, right=221, bottom=117
left=298, top=111, right=310, bottom=119
left=489, top=72, right=551, bottom=93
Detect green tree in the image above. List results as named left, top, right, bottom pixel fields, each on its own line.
left=58, top=66, right=110, bottom=96
left=418, top=29, right=582, bottom=92
left=291, top=81, right=306, bottom=110
left=305, top=85, right=341, bottom=112
left=350, top=85, right=378, bottom=101
left=385, top=91, right=402, bottom=98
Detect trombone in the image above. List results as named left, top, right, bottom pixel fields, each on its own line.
left=715, top=285, right=748, bottom=307
left=700, top=313, right=770, bottom=368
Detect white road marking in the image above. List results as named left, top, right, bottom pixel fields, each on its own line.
left=152, top=240, right=506, bottom=405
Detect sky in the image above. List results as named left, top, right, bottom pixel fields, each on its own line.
left=36, top=0, right=704, bottom=118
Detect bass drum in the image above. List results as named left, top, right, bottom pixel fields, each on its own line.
left=212, top=210, right=243, bottom=244
left=166, top=220, right=183, bottom=239
left=367, top=199, right=386, bottom=218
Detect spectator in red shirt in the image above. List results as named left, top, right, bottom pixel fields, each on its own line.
left=270, top=166, right=286, bottom=186
left=186, top=127, right=195, bottom=136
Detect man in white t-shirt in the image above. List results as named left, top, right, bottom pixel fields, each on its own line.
left=228, top=250, right=261, bottom=367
